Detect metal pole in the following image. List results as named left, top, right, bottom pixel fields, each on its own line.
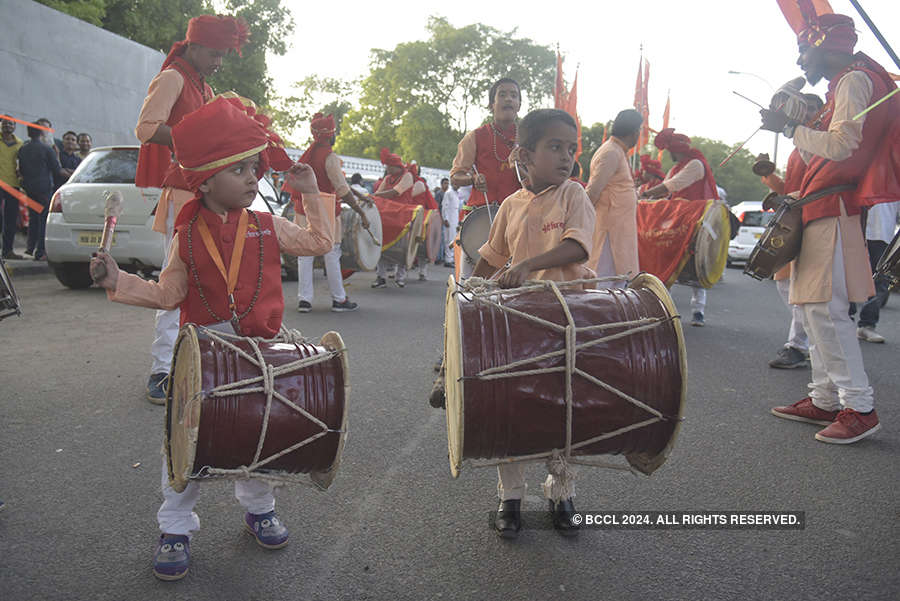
left=773, top=132, right=779, bottom=166
left=848, top=0, right=900, bottom=71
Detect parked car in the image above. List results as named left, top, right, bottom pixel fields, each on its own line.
left=45, top=145, right=280, bottom=289
left=727, top=201, right=774, bottom=267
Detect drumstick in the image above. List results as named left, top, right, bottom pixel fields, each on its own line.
left=472, top=165, right=495, bottom=225
left=732, top=90, right=766, bottom=110
left=92, top=190, right=123, bottom=280
left=718, top=126, right=762, bottom=168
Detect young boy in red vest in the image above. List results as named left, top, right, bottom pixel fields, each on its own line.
left=91, top=96, right=334, bottom=580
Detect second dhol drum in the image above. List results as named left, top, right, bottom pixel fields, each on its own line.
left=0, top=257, right=22, bottom=321
left=676, top=200, right=730, bottom=288
left=458, top=204, right=500, bottom=267
left=416, top=209, right=443, bottom=264
left=875, top=226, right=900, bottom=290
left=341, top=202, right=382, bottom=271
left=166, top=324, right=349, bottom=492
left=443, top=273, right=686, bottom=478
left=380, top=206, right=423, bottom=269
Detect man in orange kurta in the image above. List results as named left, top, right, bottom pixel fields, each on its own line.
left=585, top=109, right=642, bottom=279
left=134, top=14, right=249, bottom=403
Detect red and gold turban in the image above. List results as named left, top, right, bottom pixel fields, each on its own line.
left=161, top=15, right=250, bottom=71
left=654, top=128, right=691, bottom=154
left=380, top=147, right=404, bottom=168
left=310, top=113, right=336, bottom=143
left=798, top=12, right=857, bottom=53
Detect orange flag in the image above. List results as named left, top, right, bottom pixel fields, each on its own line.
left=639, top=60, right=651, bottom=152
left=657, top=92, right=670, bottom=161
left=554, top=51, right=567, bottom=108
left=776, top=0, right=833, bottom=34
left=566, top=71, right=582, bottom=160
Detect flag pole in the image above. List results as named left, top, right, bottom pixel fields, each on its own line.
left=848, top=0, right=900, bottom=71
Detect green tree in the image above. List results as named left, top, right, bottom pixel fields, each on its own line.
left=333, top=16, right=556, bottom=167
left=37, top=0, right=106, bottom=25
left=577, top=121, right=610, bottom=178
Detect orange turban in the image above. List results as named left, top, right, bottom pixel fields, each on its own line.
left=380, top=147, right=404, bottom=167
left=162, top=15, right=250, bottom=71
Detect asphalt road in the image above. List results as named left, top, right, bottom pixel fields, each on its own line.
left=1, top=265, right=898, bottom=601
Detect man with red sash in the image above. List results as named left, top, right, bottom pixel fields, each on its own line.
left=761, top=10, right=899, bottom=444
left=372, top=147, right=416, bottom=288
left=134, top=14, right=249, bottom=403
left=90, top=96, right=334, bottom=580
left=642, top=128, right=719, bottom=326
left=757, top=94, right=823, bottom=370
left=290, top=113, right=370, bottom=313
left=450, top=78, right=523, bottom=278
left=407, top=161, right=438, bottom=280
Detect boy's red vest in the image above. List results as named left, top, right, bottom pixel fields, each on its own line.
left=135, top=57, right=213, bottom=191
left=469, top=122, right=521, bottom=206
left=800, top=56, right=897, bottom=224
left=294, top=143, right=340, bottom=217
left=177, top=207, right=283, bottom=338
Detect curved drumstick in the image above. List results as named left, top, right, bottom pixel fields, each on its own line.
left=92, top=190, right=123, bottom=280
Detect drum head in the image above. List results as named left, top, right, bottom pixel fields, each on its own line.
left=443, top=275, right=466, bottom=477
left=0, top=257, right=21, bottom=320
left=683, top=201, right=729, bottom=288
left=459, top=205, right=497, bottom=263
left=342, top=203, right=382, bottom=271
left=875, top=227, right=900, bottom=282
left=310, top=331, right=350, bottom=490
left=624, top=273, right=687, bottom=475
left=166, top=325, right=203, bottom=493
left=417, top=210, right=443, bottom=262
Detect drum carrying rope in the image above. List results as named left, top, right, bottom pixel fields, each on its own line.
left=454, top=276, right=681, bottom=501
left=189, top=324, right=345, bottom=488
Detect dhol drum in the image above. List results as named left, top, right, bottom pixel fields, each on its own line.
left=166, top=324, right=349, bottom=492
left=458, top=204, right=500, bottom=266
left=341, top=202, right=382, bottom=272
left=744, top=196, right=802, bottom=280
left=0, top=257, right=21, bottom=321
left=443, top=273, right=686, bottom=478
left=380, top=207, right=423, bottom=269
left=676, top=200, right=730, bottom=288
left=875, top=226, right=900, bottom=290
left=416, top=209, right=443, bottom=264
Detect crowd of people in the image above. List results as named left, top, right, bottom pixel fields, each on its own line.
left=32, top=5, right=892, bottom=582
left=0, top=115, right=92, bottom=260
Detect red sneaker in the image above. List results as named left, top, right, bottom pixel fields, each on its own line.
left=771, top=397, right=839, bottom=426
left=815, top=409, right=881, bottom=444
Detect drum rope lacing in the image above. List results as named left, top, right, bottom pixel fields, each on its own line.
left=454, top=276, right=681, bottom=501
left=189, top=324, right=346, bottom=489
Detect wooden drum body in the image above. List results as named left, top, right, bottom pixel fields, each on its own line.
left=381, top=208, right=423, bottom=269
left=443, top=274, right=686, bottom=478
left=341, top=202, right=382, bottom=271
left=875, top=227, right=900, bottom=290
left=416, top=209, right=443, bottom=264
left=677, top=200, right=729, bottom=288
left=744, top=199, right=803, bottom=280
left=166, top=325, right=349, bottom=492
left=0, top=257, right=22, bottom=321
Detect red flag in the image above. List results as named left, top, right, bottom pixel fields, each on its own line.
left=567, top=71, right=582, bottom=160
left=776, top=0, right=833, bottom=34
left=601, top=122, right=609, bottom=145
left=657, top=92, right=670, bottom=161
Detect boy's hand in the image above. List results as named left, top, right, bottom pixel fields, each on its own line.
left=90, top=252, right=120, bottom=290
left=473, top=172, right=488, bottom=193
left=286, top=163, right=320, bottom=195
left=497, top=260, right=531, bottom=289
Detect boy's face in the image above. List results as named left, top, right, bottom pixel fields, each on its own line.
left=521, top=120, right=578, bottom=188
left=199, top=155, right=260, bottom=211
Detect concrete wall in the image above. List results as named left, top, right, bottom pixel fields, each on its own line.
left=0, top=1, right=164, bottom=147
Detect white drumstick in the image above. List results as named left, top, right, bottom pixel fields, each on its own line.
left=472, top=165, right=495, bottom=225
left=93, top=190, right=123, bottom=280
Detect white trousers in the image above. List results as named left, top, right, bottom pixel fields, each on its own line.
left=497, top=464, right=574, bottom=501
left=803, top=226, right=874, bottom=412
left=459, top=255, right=474, bottom=280
left=376, top=258, right=406, bottom=281
left=297, top=244, right=346, bottom=303
left=690, top=286, right=706, bottom=315
left=776, top=278, right=809, bottom=352
left=594, top=237, right=616, bottom=278
left=418, top=262, right=428, bottom=277
left=157, top=457, right=276, bottom=537
left=150, top=208, right=180, bottom=374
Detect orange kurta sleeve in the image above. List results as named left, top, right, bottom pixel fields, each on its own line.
left=273, top=193, right=335, bottom=256
left=108, top=237, right=189, bottom=309
left=324, top=153, right=351, bottom=198
left=450, top=130, right=477, bottom=178
left=135, top=69, right=184, bottom=143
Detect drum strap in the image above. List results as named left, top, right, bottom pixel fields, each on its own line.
left=196, top=209, right=249, bottom=318
left=785, top=184, right=856, bottom=209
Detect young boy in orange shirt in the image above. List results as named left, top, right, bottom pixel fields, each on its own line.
left=91, top=96, right=334, bottom=580
left=470, top=108, right=596, bottom=537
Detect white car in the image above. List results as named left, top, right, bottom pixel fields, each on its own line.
left=727, top=201, right=775, bottom=266
left=45, top=146, right=282, bottom=289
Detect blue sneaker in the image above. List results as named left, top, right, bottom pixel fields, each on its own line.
left=153, top=534, right=190, bottom=581
left=147, top=373, right=169, bottom=405
left=244, top=511, right=289, bottom=549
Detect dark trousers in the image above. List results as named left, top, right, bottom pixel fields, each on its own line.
left=858, top=239, right=890, bottom=329
left=0, top=187, right=19, bottom=254
left=25, top=190, right=49, bottom=256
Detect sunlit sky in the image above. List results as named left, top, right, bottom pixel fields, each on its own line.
left=268, top=0, right=899, bottom=168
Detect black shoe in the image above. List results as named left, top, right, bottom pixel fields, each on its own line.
left=147, top=372, right=169, bottom=405
left=494, top=499, right=522, bottom=538
left=24, top=249, right=33, bottom=256
left=768, top=346, right=808, bottom=369
left=443, top=262, right=455, bottom=268
left=690, top=312, right=705, bottom=327
left=395, top=278, right=406, bottom=288
left=549, top=498, right=580, bottom=537
left=331, top=298, right=358, bottom=312
left=371, top=277, right=387, bottom=289
left=297, top=300, right=312, bottom=313
left=2, top=251, right=23, bottom=260
left=429, top=373, right=445, bottom=409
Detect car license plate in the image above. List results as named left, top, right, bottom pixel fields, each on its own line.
left=754, top=233, right=762, bottom=239
left=77, top=231, right=116, bottom=246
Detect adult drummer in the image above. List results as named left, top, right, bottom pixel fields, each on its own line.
left=135, top=14, right=248, bottom=403
left=585, top=109, right=642, bottom=278
left=372, top=147, right=414, bottom=288
left=760, top=11, right=897, bottom=444
left=292, top=113, right=370, bottom=313
left=641, top=127, right=719, bottom=327
left=449, top=78, right=523, bottom=279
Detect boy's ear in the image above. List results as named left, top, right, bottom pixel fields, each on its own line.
left=198, top=180, right=210, bottom=194
left=516, top=146, right=533, bottom=170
